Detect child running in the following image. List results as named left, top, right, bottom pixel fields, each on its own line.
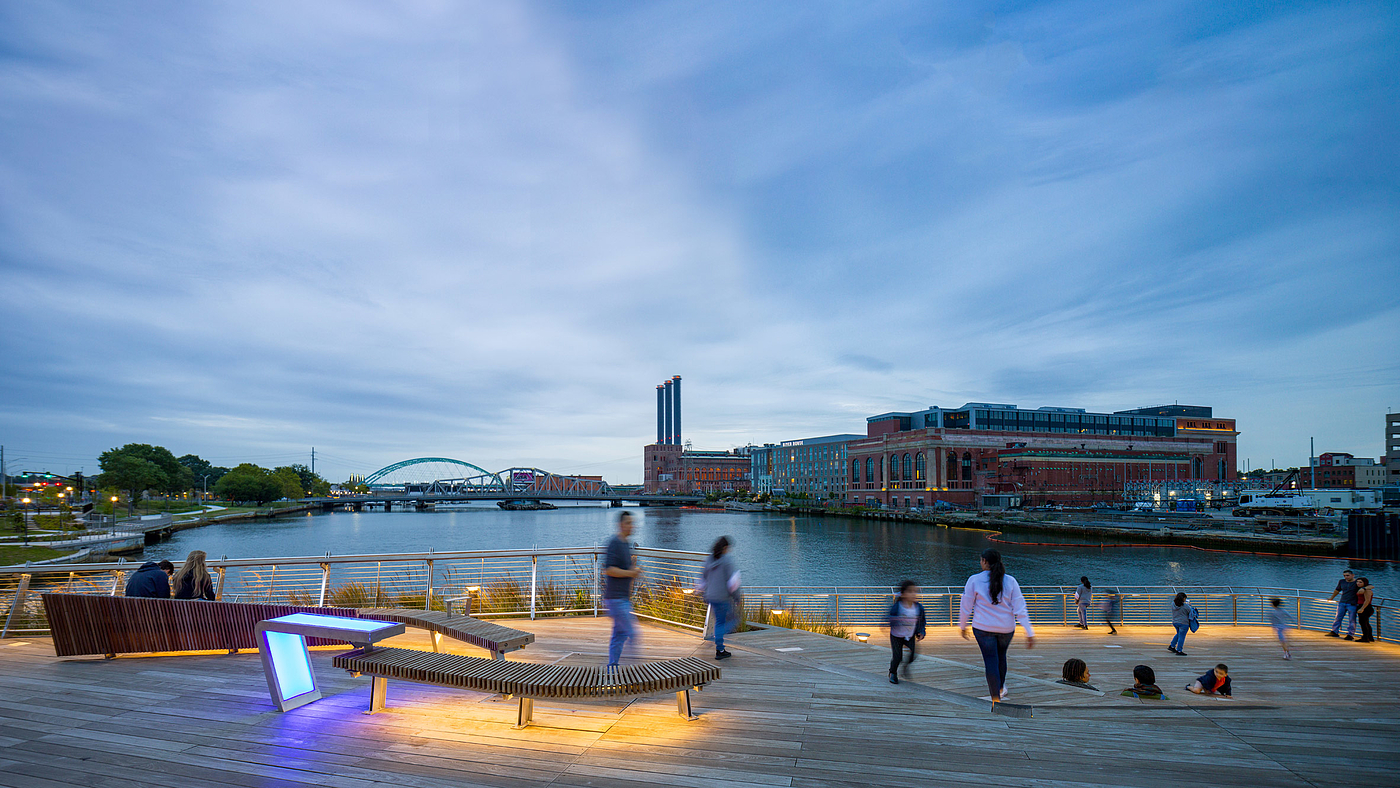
left=886, top=580, right=927, bottom=684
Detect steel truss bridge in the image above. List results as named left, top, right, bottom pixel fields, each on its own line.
left=319, top=457, right=694, bottom=506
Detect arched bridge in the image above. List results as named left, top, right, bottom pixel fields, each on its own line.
left=316, top=457, right=698, bottom=506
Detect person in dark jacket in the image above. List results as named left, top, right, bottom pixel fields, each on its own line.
left=1186, top=664, right=1232, bottom=696
left=124, top=561, right=172, bottom=598
left=172, top=550, right=216, bottom=600
left=887, top=580, right=927, bottom=684
left=1121, top=664, right=1167, bottom=699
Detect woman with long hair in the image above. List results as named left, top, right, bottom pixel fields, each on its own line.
left=1356, top=577, right=1375, bottom=643
left=1168, top=592, right=1195, bottom=655
left=958, top=548, right=1035, bottom=701
left=1074, top=576, right=1092, bottom=629
left=700, top=536, right=740, bottom=660
left=172, top=550, right=215, bottom=600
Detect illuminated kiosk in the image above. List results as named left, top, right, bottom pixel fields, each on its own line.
left=255, top=613, right=405, bottom=712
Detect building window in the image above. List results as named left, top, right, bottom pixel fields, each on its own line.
left=865, top=457, right=874, bottom=483
left=1192, top=457, right=1202, bottom=480
left=891, top=454, right=901, bottom=482
left=947, top=451, right=957, bottom=482
left=962, top=452, right=972, bottom=481
left=914, top=452, right=925, bottom=481
left=902, top=453, right=912, bottom=481
left=1218, top=459, right=1226, bottom=479
left=852, top=459, right=859, bottom=483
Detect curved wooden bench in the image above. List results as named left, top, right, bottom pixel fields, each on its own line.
left=356, top=608, right=534, bottom=658
left=333, top=646, right=720, bottom=727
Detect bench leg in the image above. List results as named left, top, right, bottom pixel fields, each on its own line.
left=430, top=631, right=442, bottom=653
left=513, top=696, right=533, bottom=729
left=676, top=689, right=698, bottom=721
left=491, top=650, right=504, bottom=660
left=367, top=677, right=388, bottom=714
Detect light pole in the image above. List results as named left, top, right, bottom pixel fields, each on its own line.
left=202, top=474, right=212, bottom=506
left=110, top=495, right=119, bottom=525
left=56, top=491, right=64, bottom=531
left=20, top=496, right=30, bottom=547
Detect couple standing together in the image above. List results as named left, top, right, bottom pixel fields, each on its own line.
left=601, top=512, right=740, bottom=668
left=888, top=548, right=1035, bottom=702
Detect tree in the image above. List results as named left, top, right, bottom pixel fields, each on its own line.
left=98, top=444, right=185, bottom=513
left=271, top=467, right=305, bottom=500
left=214, top=464, right=282, bottom=505
left=279, top=464, right=331, bottom=497
left=178, top=455, right=229, bottom=492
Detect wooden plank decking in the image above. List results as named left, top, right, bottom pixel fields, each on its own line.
left=0, top=618, right=1395, bottom=787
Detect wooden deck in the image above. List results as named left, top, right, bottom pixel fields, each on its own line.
left=0, top=617, right=1396, bottom=788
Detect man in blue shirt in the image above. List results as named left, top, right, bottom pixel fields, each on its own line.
left=602, top=511, right=642, bottom=667
left=1327, top=569, right=1359, bottom=640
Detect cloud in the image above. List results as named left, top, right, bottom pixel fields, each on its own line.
left=1, top=0, right=1396, bottom=483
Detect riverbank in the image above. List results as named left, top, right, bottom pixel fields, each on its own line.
left=770, top=503, right=1349, bottom=555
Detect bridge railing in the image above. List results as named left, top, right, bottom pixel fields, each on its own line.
left=0, top=546, right=711, bottom=637
left=1, top=556, right=1390, bottom=644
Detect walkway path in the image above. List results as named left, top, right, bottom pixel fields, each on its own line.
left=0, top=619, right=1394, bottom=787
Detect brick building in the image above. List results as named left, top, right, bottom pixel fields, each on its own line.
left=1315, top=453, right=1388, bottom=488
left=644, top=443, right=752, bottom=495
left=846, top=402, right=1237, bottom=508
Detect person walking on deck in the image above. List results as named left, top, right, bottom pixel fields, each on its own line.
left=1100, top=588, right=1121, bottom=635
left=958, top=549, right=1035, bottom=702
left=1074, top=577, right=1092, bottom=629
left=1168, top=592, right=1196, bottom=655
left=1268, top=597, right=1294, bottom=659
left=700, top=536, right=740, bottom=660
left=1327, top=569, right=1359, bottom=640
left=601, top=511, right=642, bottom=668
left=887, top=580, right=927, bottom=684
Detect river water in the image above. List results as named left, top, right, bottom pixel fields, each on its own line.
left=139, top=505, right=1396, bottom=593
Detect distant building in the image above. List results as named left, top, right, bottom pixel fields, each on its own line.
left=1387, top=413, right=1400, bottom=484
left=847, top=402, right=1237, bottom=508
left=643, top=443, right=752, bottom=495
left=749, top=434, right=862, bottom=500
left=1317, top=453, right=1388, bottom=488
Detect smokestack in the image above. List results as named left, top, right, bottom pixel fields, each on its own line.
left=672, top=375, right=682, bottom=448
left=656, top=385, right=665, bottom=445
left=664, top=379, right=674, bottom=445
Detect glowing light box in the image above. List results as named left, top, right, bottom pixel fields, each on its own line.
left=255, top=614, right=405, bottom=712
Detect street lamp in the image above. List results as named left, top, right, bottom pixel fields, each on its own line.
left=20, top=497, right=30, bottom=546
left=110, top=495, right=119, bottom=524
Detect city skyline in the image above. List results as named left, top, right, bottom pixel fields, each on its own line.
left=2, top=2, right=1397, bottom=485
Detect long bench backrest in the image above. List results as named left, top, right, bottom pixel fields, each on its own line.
left=355, top=608, right=535, bottom=653
left=42, top=593, right=361, bottom=657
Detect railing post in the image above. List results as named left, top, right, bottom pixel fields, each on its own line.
left=215, top=565, right=226, bottom=600
left=424, top=559, right=434, bottom=611
left=1232, top=594, right=1238, bottom=625
left=593, top=552, right=600, bottom=617
left=266, top=565, right=277, bottom=603
left=530, top=555, right=537, bottom=620
left=2, top=574, right=33, bottom=639
left=110, top=571, right=125, bottom=596
left=1296, top=596, right=1302, bottom=630
left=317, top=562, right=330, bottom=607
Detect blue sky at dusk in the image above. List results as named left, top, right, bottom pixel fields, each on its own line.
left=1, top=1, right=1396, bottom=484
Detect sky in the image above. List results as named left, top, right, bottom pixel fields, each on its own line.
left=1, top=1, right=1397, bottom=485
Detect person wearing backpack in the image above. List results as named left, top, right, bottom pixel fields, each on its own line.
left=1169, top=592, right=1196, bottom=655
left=699, top=536, right=741, bottom=660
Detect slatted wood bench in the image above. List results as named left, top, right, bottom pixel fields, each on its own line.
left=333, top=646, right=720, bottom=727
left=356, top=608, right=534, bottom=658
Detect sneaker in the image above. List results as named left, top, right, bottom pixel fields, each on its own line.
left=1167, top=647, right=1178, bottom=654
left=999, top=686, right=1009, bottom=700
left=1359, top=637, right=1374, bottom=643
left=1344, top=635, right=1354, bottom=641
left=900, top=664, right=912, bottom=679
left=715, top=650, right=732, bottom=660
left=1283, top=653, right=1292, bottom=660
left=978, top=695, right=997, bottom=702
left=1175, top=651, right=1188, bottom=656
left=1326, top=631, right=1340, bottom=638
left=889, top=672, right=899, bottom=685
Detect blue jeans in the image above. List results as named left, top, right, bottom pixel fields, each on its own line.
left=1332, top=602, right=1357, bottom=636
left=972, top=628, right=1013, bottom=698
left=605, top=597, right=638, bottom=666
left=1169, top=623, right=1189, bottom=652
left=1076, top=603, right=1088, bottom=627
left=710, top=600, right=731, bottom=652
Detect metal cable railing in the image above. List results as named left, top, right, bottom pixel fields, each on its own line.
left=1, top=553, right=1391, bottom=644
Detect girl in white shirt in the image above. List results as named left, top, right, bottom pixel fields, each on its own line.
left=958, top=548, right=1035, bottom=701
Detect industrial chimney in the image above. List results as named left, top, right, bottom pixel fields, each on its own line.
left=663, top=379, right=674, bottom=445
left=672, top=376, right=682, bottom=447
left=656, top=385, right=665, bottom=444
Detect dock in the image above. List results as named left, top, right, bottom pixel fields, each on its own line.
left=0, top=617, right=1395, bottom=787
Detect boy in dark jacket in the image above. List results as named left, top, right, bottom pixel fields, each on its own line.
left=887, top=580, right=927, bottom=684
left=124, top=561, right=172, bottom=598
left=1187, top=664, right=1232, bottom=696
left=1121, top=664, right=1167, bottom=699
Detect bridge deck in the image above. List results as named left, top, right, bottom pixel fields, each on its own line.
left=0, top=618, right=1394, bottom=787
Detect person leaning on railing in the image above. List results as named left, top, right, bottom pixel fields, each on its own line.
left=172, top=550, right=215, bottom=600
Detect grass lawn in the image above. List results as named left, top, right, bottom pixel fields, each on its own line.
left=0, top=545, right=69, bottom=565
